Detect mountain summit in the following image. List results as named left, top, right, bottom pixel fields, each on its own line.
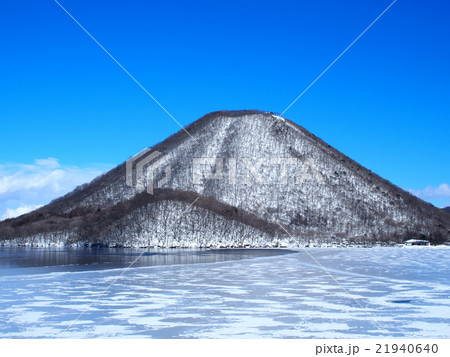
left=1, top=110, right=449, bottom=247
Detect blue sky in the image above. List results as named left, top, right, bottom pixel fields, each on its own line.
left=0, top=0, right=449, bottom=218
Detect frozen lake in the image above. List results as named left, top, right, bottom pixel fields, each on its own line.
left=0, top=247, right=449, bottom=338
left=0, top=247, right=290, bottom=275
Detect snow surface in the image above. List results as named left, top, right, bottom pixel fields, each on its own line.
left=0, top=247, right=449, bottom=338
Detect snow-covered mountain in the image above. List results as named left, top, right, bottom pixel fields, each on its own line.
left=1, top=110, right=449, bottom=247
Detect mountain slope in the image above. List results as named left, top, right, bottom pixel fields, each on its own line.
left=1, top=110, right=449, bottom=247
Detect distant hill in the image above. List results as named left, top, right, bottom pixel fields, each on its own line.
left=443, top=207, right=450, bottom=214
left=1, top=110, right=449, bottom=247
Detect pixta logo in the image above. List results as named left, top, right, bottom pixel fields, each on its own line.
left=126, top=149, right=171, bottom=195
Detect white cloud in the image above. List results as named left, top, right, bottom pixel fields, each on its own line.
left=34, top=158, right=61, bottom=169
left=409, top=183, right=450, bottom=208
left=0, top=158, right=111, bottom=221
left=1, top=204, right=43, bottom=220
left=409, top=183, right=450, bottom=200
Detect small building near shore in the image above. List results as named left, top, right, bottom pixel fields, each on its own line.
left=404, top=239, right=430, bottom=246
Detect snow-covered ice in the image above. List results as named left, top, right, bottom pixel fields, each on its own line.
left=0, top=247, right=449, bottom=338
